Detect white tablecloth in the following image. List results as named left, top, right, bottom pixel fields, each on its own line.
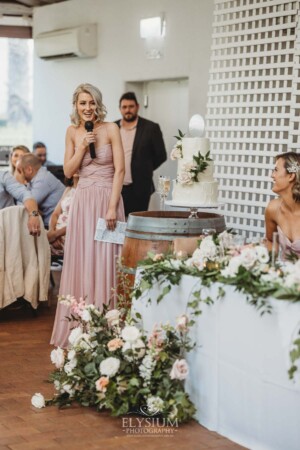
left=132, top=273, right=300, bottom=450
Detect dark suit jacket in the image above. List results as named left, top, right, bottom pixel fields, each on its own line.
left=115, top=117, right=167, bottom=204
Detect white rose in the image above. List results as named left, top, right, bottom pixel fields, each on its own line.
left=100, top=357, right=120, bottom=377
left=192, top=258, right=205, bottom=271
left=31, top=393, right=45, bottom=409
left=177, top=171, right=193, bottom=185
left=170, top=146, right=181, bottom=160
left=122, top=339, right=146, bottom=360
left=121, top=325, right=140, bottom=342
left=68, top=326, right=83, bottom=345
left=105, top=309, right=120, bottom=327
left=199, top=236, right=218, bottom=260
left=75, top=333, right=92, bottom=351
left=239, top=247, right=257, bottom=269
left=255, top=245, right=270, bottom=264
left=81, top=308, right=92, bottom=322
left=183, top=161, right=196, bottom=172
left=68, top=349, right=76, bottom=360
left=50, top=347, right=65, bottom=369
left=64, top=358, right=77, bottom=374
left=221, top=256, right=241, bottom=277
left=170, top=359, right=189, bottom=380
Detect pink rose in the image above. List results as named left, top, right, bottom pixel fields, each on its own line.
left=95, top=376, right=109, bottom=393
left=153, top=253, right=164, bottom=262
left=170, top=359, right=189, bottom=380
left=107, top=338, right=124, bottom=352
left=148, top=325, right=164, bottom=350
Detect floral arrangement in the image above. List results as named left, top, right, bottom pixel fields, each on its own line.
left=170, top=129, right=212, bottom=185
left=134, top=232, right=300, bottom=381
left=32, top=298, right=196, bottom=422
left=136, top=232, right=300, bottom=311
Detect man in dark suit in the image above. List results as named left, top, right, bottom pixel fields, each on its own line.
left=115, top=92, right=167, bottom=216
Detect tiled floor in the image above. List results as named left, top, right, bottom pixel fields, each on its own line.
left=0, top=273, right=246, bottom=450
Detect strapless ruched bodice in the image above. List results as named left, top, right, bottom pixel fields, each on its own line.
left=278, top=226, right=300, bottom=258
left=78, top=144, right=114, bottom=188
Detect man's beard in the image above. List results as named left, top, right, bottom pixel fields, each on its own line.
left=123, top=113, right=138, bottom=123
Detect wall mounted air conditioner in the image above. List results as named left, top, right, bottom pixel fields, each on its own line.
left=35, top=24, right=97, bottom=60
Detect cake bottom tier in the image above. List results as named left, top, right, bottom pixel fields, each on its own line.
left=172, top=180, right=218, bottom=206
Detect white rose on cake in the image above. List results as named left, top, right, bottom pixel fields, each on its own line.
left=170, top=145, right=182, bottom=160
left=177, top=170, right=193, bottom=185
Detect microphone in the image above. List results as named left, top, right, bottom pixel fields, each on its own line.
left=84, top=121, right=96, bottom=159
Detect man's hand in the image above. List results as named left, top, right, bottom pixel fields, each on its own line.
left=28, top=216, right=41, bottom=236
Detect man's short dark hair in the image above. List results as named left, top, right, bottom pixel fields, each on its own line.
left=119, top=92, right=138, bottom=106
left=33, top=141, right=46, bottom=151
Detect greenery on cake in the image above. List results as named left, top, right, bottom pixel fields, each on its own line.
left=170, top=129, right=212, bottom=185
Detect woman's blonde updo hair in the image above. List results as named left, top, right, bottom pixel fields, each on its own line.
left=70, top=83, right=107, bottom=126
left=276, top=151, right=300, bottom=202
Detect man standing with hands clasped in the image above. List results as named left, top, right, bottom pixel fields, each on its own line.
left=115, top=92, right=167, bottom=216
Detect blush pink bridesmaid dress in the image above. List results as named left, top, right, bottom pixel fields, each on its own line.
left=51, top=126, right=125, bottom=348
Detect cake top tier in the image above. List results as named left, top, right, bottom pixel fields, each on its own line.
left=182, top=137, right=210, bottom=158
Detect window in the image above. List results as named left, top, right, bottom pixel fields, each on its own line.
left=0, top=38, right=33, bottom=164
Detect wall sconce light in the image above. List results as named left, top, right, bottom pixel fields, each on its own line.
left=140, top=15, right=166, bottom=39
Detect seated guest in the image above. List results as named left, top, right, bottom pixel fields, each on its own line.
left=9, top=145, right=30, bottom=184
left=265, top=151, right=300, bottom=258
left=0, top=170, right=41, bottom=236
left=47, top=175, right=78, bottom=256
left=16, top=154, right=65, bottom=228
left=33, top=141, right=55, bottom=166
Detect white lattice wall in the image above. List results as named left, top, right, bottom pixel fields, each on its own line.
left=206, top=0, right=300, bottom=237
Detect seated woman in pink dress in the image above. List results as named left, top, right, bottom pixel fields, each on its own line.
left=51, top=83, right=125, bottom=348
left=47, top=175, right=78, bottom=257
left=265, top=152, right=300, bottom=259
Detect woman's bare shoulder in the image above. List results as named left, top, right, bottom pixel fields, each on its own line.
left=66, top=124, right=78, bottom=137
left=265, top=197, right=280, bottom=217
left=104, top=121, right=119, bottom=132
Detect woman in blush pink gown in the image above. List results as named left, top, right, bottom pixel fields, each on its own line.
left=265, top=152, right=300, bottom=259
left=51, top=83, right=125, bottom=348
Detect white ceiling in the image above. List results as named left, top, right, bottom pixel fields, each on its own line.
left=0, top=1, right=67, bottom=18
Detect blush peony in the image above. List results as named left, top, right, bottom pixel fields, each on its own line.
left=170, top=359, right=189, bottom=380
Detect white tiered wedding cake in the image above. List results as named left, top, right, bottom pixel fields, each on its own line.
left=170, top=118, right=218, bottom=206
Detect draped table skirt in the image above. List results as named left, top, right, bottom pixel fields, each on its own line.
left=132, top=272, right=300, bottom=450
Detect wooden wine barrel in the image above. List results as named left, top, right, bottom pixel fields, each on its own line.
left=121, top=210, right=226, bottom=276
